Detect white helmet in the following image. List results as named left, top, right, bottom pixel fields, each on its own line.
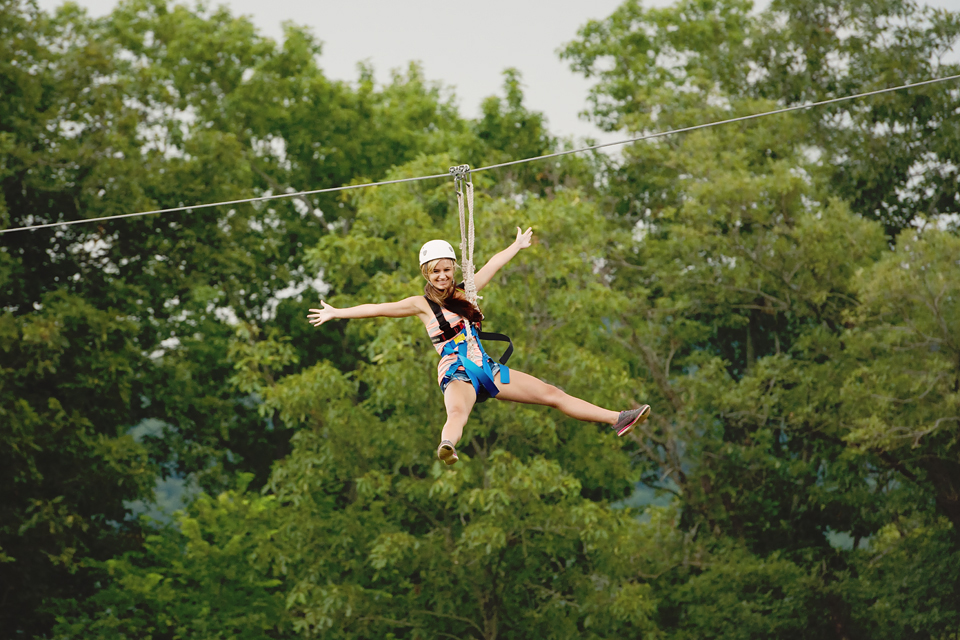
left=419, top=239, right=456, bottom=266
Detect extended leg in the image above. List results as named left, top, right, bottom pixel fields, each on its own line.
left=493, top=369, right=619, bottom=424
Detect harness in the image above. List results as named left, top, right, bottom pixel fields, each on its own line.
left=425, top=296, right=513, bottom=402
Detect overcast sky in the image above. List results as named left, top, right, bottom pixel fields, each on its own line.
left=35, top=0, right=960, bottom=144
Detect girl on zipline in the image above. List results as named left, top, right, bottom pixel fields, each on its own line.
left=306, top=227, right=651, bottom=465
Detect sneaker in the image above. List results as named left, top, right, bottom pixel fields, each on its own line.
left=613, top=405, right=651, bottom=437
left=437, top=440, right=459, bottom=465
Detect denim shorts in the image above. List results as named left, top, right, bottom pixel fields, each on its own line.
left=440, top=358, right=501, bottom=401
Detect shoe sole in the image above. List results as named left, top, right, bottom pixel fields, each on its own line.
left=438, top=443, right=459, bottom=465
left=617, top=404, right=651, bottom=437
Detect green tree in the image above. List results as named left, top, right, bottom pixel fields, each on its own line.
left=208, top=157, right=658, bottom=639
left=0, top=291, right=154, bottom=637
left=559, top=1, right=960, bottom=635
left=844, top=229, right=960, bottom=528
left=561, top=0, right=960, bottom=234
left=50, top=119, right=960, bottom=639
left=52, top=476, right=285, bottom=640
left=3, top=0, right=620, bottom=634
left=18, top=0, right=960, bottom=637
left=2, top=0, right=596, bottom=495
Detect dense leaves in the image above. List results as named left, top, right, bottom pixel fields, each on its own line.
left=0, top=291, right=153, bottom=636
left=2, top=0, right=959, bottom=638
left=561, top=0, right=960, bottom=233
left=53, top=476, right=285, bottom=639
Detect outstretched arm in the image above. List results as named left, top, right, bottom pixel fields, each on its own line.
left=307, top=296, right=425, bottom=327
left=474, top=226, right=533, bottom=292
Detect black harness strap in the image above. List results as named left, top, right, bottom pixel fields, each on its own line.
left=425, top=296, right=460, bottom=343
left=424, top=296, right=514, bottom=365
left=476, top=330, right=514, bottom=366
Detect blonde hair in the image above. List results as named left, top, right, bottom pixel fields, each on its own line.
left=420, top=258, right=483, bottom=323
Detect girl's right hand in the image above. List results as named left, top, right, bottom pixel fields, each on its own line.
left=307, top=300, right=338, bottom=327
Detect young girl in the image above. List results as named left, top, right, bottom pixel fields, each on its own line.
left=307, top=227, right=651, bottom=465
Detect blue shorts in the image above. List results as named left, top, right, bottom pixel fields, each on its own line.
left=440, top=358, right=501, bottom=402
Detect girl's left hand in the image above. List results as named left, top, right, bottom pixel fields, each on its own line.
left=515, top=226, right=533, bottom=249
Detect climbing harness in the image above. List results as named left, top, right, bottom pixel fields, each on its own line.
left=426, top=295, right=513, bottom=402
left=424, top=294, right=513, bottom=403
left=450, top=164, right=479, bottom=306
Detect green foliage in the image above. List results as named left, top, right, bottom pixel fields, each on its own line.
left=559, top=2, right=960, bottom=630
left=845, top=517, right=960, bottom=637
left=249, top=171, right=652, bottom=639
left=52, top=475, right=285, bottom=640
left=561, top=0, right=960, bottom=232
left=2, top=0, right=583, bottom=634
left=0, top=290, right=154, bottom=636
left=843, top=230, right=960, bottom=527
left=669, top=548, right=826, bottom=640
left=6, top=0, right=960, bottom=637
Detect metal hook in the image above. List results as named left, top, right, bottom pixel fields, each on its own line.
left=449, top=164, right=471, bottom=190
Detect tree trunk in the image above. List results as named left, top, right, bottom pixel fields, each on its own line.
left=745, top=310, right=756, bottom=372
left=922, top=458, right=960, bottom=535
left=633, top=335, right=684, bottom=412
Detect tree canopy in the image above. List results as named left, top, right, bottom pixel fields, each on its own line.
left=2, top=0, right=959, bottom=638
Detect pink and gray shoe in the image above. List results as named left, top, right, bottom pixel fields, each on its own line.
left=613, top=405, right=651, bottom=437
left=437, top=439, right=459, bottom=465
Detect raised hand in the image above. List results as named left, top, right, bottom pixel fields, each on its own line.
left=514, top=226, right=533, bottom=249
left=307, top=300, right=338, bottom=327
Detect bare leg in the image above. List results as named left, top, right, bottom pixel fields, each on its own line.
left=441, top=380, right=477, bottom=445
left=493, top=369, right=619, bottom=424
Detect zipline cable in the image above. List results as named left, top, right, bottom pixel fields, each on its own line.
left=2, top=73, right=959, bottom=236
left=0, top=172, right=451, bottom=236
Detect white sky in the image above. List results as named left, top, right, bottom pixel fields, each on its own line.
left=35, top=0, right=960, bottom=144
